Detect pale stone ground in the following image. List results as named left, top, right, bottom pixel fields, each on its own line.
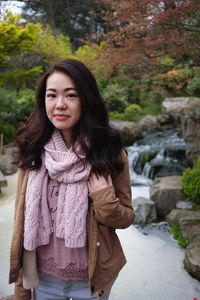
left=0, top=173, right=200, bottom=299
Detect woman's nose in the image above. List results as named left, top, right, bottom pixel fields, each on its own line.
left=56, top=96, right=67, bottom=109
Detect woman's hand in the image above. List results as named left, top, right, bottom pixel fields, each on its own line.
left=88, top=173, right=113, bottom=193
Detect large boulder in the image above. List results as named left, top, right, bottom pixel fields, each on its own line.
left=180, top=214, right=200, bottom=243
left=138, top=115, right=161, bottom=134
left=166, top=209, right=200, bottom=242
left=110, top=120, right=143, bottom=145
left=162, top=97, right=200, bottom=120
left=184, top=238, right=200, bottom=281
left=181, top=98, right=200, bottom=165
left=132, top=197, right=157, bottom=224
left=0, top=154, right=17, bottom=175
left=150, top=176, right=184, bottom=219
left=0, top=145, right=18, bottom=175
left=162, top=97, right=200, bottom=165
left=166, top=208, right=200, bottom=281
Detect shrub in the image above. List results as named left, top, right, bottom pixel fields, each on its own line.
left=102, top=83, right=128, bottom=112
left=170, top=223, right=189, bottom=248
left=124, top=103, right=142, bottom=121
left=0, top=116, right=16, bottom=144
left=182, top=158, right=200, bottom=204
left=187, top=67, right=200, bottom=96
left=0, top=88, right=35, bottom=126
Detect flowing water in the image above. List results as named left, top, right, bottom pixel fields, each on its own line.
left=127, top=127, right=187, bottom=186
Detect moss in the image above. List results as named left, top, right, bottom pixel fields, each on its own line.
left=170, top=223, right=189, bottom=249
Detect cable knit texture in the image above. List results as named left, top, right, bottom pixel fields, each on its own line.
left=24, top=129, right=91, bottom=250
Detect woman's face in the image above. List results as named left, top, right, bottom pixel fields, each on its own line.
left=45, top=72, right=81, bottom=145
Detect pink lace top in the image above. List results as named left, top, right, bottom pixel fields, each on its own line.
left=36, top=178, right=88, bottom=281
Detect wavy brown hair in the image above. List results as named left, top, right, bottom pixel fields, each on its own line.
left=17, top=59, right=124, bottom=175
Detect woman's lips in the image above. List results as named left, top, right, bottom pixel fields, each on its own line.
left=53, top=114, right=70, bottom=121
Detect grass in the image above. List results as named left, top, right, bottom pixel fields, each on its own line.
left=170, top=223, right=189, bottom=248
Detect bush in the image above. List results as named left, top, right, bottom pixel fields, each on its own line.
left=0, top=88, right=35, bottom=126
left=182, top=158, right=200, bottom=204
left=0, top=116, right=16, bottom=144
left=187, top=67, right=200, bottom=96
left=124, top=103, right=142, bottom=121
left=102, top=83, right=128, bottom=112
left=170, top=223, right=189, bottom=248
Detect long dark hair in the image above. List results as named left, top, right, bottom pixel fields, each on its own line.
left=17, top=58, right=124, bottom=175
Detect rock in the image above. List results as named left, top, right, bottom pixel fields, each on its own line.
left=0, top=170, right=7, bottom=187
left=181, top=99, right=200, bottom=165
left=150, top=176, right=184, bottom=219
left=166, top=209, right=200, bottom=225
left=110, top=120, right=143, bottom=144
left=162, top=97, right=200, bottom=120
left=132, top=197, right=157, bottom=224
left=156, top=113, right=172, bottom=125
left=184, top=238, right=200, bottom=281
left=162, top=97, right=200, bottom=165
left=3, top=145, right=19, bottom=164
left=176, top=200, right=193, bottom=209
left=0, top=154, right=17, bottom=175
left=138, top=115, right=161, bottom=134
left=180, top=215, right=200, bottom=242
left=166, top=208, right=200, bottom=281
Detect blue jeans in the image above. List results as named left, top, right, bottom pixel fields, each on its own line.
left=33, top=274, right=115, bottom=300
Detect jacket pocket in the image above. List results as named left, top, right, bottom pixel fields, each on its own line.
left=97, top=224, right=115, bottom=264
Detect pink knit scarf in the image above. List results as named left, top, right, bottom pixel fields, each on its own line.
left=24, top=130, right=91, bottom=251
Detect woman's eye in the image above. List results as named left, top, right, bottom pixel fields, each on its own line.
left=46, top=94, right=56, bottom=99
left=66, top=94, right=78, bottom=99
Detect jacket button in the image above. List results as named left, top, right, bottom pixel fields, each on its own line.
left=97, top=241, right=100, bottom=246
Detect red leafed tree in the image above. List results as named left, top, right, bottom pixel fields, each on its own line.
left=98, top=0, right=200, bottom=71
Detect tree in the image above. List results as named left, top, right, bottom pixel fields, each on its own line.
left=16, top=0, right=107, bottom=47
left=0, top=11, right=43, bottom=89
left=98, top=0, right=200, bottom=71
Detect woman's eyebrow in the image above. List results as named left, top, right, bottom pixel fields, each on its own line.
left=46, top=87, right=77, bottom=92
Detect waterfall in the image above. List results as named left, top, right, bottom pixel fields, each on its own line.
left=127, top=128, right=187, bottom=187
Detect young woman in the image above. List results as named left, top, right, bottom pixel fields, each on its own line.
left=9, top=59, right=134, bottom=300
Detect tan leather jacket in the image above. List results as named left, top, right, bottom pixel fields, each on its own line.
left=9, top=150, right=134, bottom=299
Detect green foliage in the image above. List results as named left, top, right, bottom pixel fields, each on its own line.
left=37, top=26, right=73, bottom=64
left=170, top=223, right=189, bottom=249
left=124, top=104, right=142, bottom=121
left=141, top=92, right=163, bottom=115
left=0, top=12, right=43, bottom=88
left=182, top=158, right=200, bottom=204
left=0, top=88, right=35, bottom=126
left=0, top=116, right=16, bottom=144
left=0, top=66, right=42, bottom=89
left=19, top=0, right=106, bottom=48
left=187, top=67, right=200, bottom=96
left=102, top=83, right=128, bottom=112
left=109, top=104, right=142, bottom=122
left=0, top=12, right=41, bottom=61
left=156, top=55, right=175, bottom=72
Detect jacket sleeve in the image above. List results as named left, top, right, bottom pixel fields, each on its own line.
left=9, top=169, right=32, bottom=299
left=89, top=150, right=134, bottom=228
